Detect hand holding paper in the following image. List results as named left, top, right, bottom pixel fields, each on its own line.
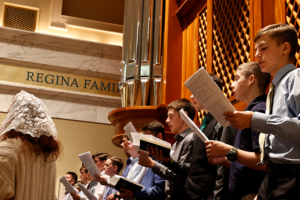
left=78, top=183, right=97, bottom=200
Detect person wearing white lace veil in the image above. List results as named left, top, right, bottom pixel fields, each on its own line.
left=0, top=90, right=62, bottom=200
left=0, top=90, right=58, bottom=140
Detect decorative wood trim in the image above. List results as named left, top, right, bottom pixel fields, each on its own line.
left=109, top=104, right=176, bottom=146
left=206, top=0, right=213, bottom=73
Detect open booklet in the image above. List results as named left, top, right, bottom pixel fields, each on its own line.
left=179, top=108, right=208, bottom=142
left=108, top=175, right=145, bottom=192
left=78, top=183, right=97, bottom=200
left=78, top=151, right=101, bottom=179
left=129, top=131, right=171, bottom=157
left=184, top=67, right=236, bottom=127
left=59, top=176, right=78, bottom=194
left=123, top=122, right=138, bottom=141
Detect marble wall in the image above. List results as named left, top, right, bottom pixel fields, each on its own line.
left=0, top=27, right=122, bottom=124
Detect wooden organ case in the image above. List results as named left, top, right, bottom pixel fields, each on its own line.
left=109, top=0, right=300, bottom=147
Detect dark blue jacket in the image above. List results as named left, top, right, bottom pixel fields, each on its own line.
left=122, top=157, right=166, bottom=200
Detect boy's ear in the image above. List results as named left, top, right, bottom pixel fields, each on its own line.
left=282, top=41, right=291, bottom=55
left=184, top=111, right=188, bottom=116
left=248, top=75, right=255, bottom=86
left=113, top=165, right=118, bottom=172
left=157, top=133, right=163, bottom=140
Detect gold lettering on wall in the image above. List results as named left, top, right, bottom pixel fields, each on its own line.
left=0, top=64, right=120, bottom=97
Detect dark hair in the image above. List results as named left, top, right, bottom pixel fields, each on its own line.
left=2, top=129, right=62, bottom=162
left=237, top=62, right=271, bottom=93
left=167, top=98, right=196, bottom=120
left=108, top=156, right=124, bottom=173
left=254, top=23, right=298, bottom=58
left=67, top=172, right=78, bottom=185
left=80, top=166, right=88, bottom=173
left=92, top=152, right=110, bottom=161
left=209, top=73, right=223, bottom=90
left=141, top=121, right=165, bottom=140
left=122, top=134, right=129, bottom=140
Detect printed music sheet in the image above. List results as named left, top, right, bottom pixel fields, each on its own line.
left=184, top=68, right=236, bottom=127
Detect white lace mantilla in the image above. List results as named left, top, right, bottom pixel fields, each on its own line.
left=0, top=90, right=58, bottom=140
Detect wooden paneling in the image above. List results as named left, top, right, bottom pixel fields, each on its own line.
left=162, top=0, right=183, bottom=104
left=181, top=11, right=200, bottom=100
left=206, top=0, right=213, bottom=73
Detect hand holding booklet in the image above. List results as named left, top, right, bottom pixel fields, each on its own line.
left=59, top=176, right=78, bottom=194
left=78, top=151, right=101, bottom=179
left=108, top=175, right=145, bottom=192
left=128, top=131, right=171, bottom=157
left=78, top=183, right=97, bottom=200
left=184, top=67, right=236, bottom=127
left=179, top=108, right=208, bottom=142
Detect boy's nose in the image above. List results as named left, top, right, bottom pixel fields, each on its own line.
left=255, top=50, right=260, bottom=58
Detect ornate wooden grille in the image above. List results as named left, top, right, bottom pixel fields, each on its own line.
left=212, top=0, right=251, bottom=98
left=198, top=7, right=208, bottom=124
left=286, top=0, right=300, bottom=68
left=3, top=5, right=37, bottom=32
left=199, top=8, right=208, bottom=70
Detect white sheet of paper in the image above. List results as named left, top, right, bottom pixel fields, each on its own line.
left=124, top=122, right=137, bottom=141
left=59, top=176, right=78, bottom=194
left=179, top=109, right=208, bottom=142
left=184, top=68, right=236, bottom=127
left=78, top=151, right=101, bottom=179
left=78, top=183, right=97, bottom=200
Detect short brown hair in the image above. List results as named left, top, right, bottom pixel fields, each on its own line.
left=237, top=62, right=271, bottom=93
left=167, top=98, right=196, bottom=120
left=92, top=152, right=110, bottom=161
left=209, top=73, right=223, bottom=90
left=80, top=166, right=88, bottom=173
left=141, top=121, right=165, bottom=139
left=66, top=172, right=78, bottom=185
left=122, top=134, right=129, bottom=140
left=254, top=23, right=297, bottom=58
left=108, top=156, right=124, bottom=173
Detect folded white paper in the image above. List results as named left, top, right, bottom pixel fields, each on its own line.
left=78, top=183, right=97, bottom=200
left=179, top=108, right=208, bottom=142
left=59, top=176, right=78, bottom=194
left=78, top=151, right=101, bottom=179
left=124, top=122, right=137, bottom=141
left=184, top=68, right=236, bottom=127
